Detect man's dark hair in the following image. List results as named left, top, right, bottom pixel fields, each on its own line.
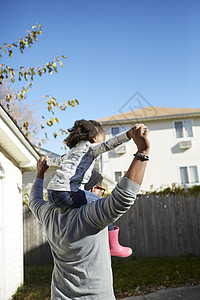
left=64, top=119, right=104, bottom=149
left=85, top=170, right=102, bottom=191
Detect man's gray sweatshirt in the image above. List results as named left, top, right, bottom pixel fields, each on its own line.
left=29, top=176, right=140, bottom=299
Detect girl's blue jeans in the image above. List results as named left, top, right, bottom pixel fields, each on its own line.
left=47, top=189, right=114, bottom=231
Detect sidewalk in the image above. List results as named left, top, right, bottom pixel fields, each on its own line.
left=121, top=285, right=200, bottom=300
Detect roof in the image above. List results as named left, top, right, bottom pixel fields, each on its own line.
left=36, top=147, right=60, bottom=158
left=0, top=104, right=40, bottom=170
left=97, top=107, right=200, bottom=125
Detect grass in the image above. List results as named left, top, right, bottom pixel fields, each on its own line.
left=113, top=255, right=200, bottom=299
left=12, top=255, right=200, bottom=299
left=12, top=264, right=53, bottom=300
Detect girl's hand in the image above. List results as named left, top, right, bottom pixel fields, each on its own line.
left=131, top=124, right=150, bottom=154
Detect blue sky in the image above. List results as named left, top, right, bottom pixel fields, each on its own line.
left=1, top=0, right=200, bottom=154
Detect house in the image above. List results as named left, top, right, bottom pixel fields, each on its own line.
left=0, top=105, right=39, bottom=300
left=97, top=106, right=200, bottom=192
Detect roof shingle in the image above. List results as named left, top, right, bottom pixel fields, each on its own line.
left=97, top=106, right=200, bottom=123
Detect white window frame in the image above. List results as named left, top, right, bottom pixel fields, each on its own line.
left=114, top=170, right=126, bottom=183
left=177, top=164, right=199, bottom=186
left=111, top=127, right=120, bottom=136
left=173, top=119, right=194, bottom=140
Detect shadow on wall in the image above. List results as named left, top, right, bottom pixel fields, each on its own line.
left=24, top=242, right=53, bottom=266
left=171, top=142, right=185, bottom=154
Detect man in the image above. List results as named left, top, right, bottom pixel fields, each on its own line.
left=29, top=123, right=150, bottom=299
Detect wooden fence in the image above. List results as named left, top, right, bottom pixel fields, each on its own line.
left=23, top=205, right=53, bottom=265
left=23, top=193, right=200, bottom=265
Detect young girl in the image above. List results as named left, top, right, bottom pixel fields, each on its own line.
left=46, top=119, right=133, bottom=257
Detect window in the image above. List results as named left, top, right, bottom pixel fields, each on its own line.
left=111, top=127, right=120, bottom=136
left=174, top=120, right=193, bottom=138
left=180, top=166, right=199, bottom=185
left=115, top=171, right=122, bottom=183
left=114, top=171, right=126, bottom=183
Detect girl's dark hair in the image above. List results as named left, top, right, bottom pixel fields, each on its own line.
left=64, top=119, right=104, bottom=149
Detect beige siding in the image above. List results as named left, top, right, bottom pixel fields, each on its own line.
left=0, top=152, right=23, bottom=300
left=101, top=117, right=200, bottom=192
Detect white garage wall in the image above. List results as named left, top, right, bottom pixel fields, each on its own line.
left=0, top=152, right=23, bottom=300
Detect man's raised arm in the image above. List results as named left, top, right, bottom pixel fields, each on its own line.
left=29, top=157, right=51, bottom=224
left=125, top=123, right=150, bottom=185
left=81, top=124, right=150, bottom=230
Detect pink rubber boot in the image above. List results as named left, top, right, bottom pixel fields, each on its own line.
left=108, top=226, right=132, bottom=257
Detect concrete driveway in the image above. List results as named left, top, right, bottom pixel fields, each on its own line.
left=121, top=285, right=200, bottom=300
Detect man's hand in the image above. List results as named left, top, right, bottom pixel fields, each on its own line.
left=36, top=156, right=49, bottom=178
